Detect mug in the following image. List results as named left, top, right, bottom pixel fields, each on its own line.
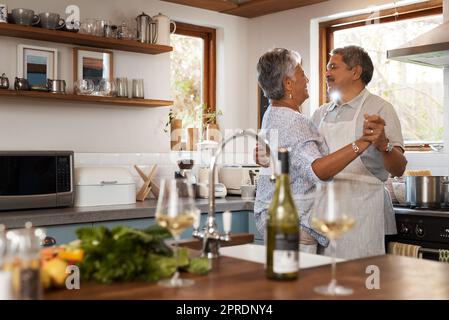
left=38, top=12, right=65, bottom=30
left=10, top=8, right=40, bottom=26
left=0, top=4, right=7, bottom=23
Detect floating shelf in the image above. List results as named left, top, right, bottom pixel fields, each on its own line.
left=0, top=23, right=173, bottom=54
left=0, top=90, right=173, bottom=108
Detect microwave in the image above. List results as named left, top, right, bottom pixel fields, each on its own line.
left=0, top=151, right=74, bottom=211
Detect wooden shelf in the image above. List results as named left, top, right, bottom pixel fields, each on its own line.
left=0, top=23, right=173, bottom=54
left=0, top=90, right=173, bottom=108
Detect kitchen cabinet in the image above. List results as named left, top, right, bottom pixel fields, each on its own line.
left=44, top=222, right=93, bottom=245
left=42, top=210, right=253, bottom=245
left=0, top=23, right=173, bottom=108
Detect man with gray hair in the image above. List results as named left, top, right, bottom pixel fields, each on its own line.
left=311, top=45, right=407, bottom=258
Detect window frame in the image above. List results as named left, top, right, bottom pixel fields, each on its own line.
left=173, top=22, right=217, bottom=123
left=318, top=0, right=443, bottom=105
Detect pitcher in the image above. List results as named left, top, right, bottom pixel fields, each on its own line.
left=152, top=13, right=176, bottom=46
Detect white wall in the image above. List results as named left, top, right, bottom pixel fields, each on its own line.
left=0, top=0, right=249, bottom=152
left=247, top=0, right=449, bottom=172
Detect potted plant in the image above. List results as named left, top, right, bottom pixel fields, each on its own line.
left=164, top=108, right=183, bottom=150
left=202, top=104, right=223, bottom=142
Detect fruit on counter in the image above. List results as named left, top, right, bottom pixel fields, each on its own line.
left=57, top=248, right=84, bottom=263
left=41, top=258, right=69, bottom=288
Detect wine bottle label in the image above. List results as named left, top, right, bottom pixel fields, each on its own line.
left=273, top=233, right=298, bottom=274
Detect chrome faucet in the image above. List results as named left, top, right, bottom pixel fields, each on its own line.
left=192, top=129, right=277, bottom=258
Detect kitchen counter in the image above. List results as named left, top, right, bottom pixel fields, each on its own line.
left=0, top=197, right=254, bottom=229
left=44, top=247, right=449, bottom=300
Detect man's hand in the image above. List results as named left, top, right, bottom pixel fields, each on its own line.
left=362, top=114, right=388, bottom=152
left=253, top=143, right=271, bottom=168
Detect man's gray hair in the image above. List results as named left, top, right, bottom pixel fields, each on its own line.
left=257, top=48, right=301, bottom=100
left=331, top=45, right=374, bottom=85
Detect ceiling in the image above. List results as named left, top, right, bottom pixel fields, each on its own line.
left=161, top=0, right=329, bottom=18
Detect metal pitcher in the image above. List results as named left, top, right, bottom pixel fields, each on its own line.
left=136, top=12, right=157, bottom=43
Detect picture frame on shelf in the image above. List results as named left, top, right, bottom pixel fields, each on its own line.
left=73, top=47, right=113, bottom=85
left=17, top=44, right=58, bottom=90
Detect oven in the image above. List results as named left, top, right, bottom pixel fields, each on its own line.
left=389, top=208, right=449, bottom=262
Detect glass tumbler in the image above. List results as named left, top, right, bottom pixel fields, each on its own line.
left=132, top=79, right=144, bottom=98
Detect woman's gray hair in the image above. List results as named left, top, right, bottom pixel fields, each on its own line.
left=331, top=46, right=374, bottom=85
left=257, top=48, right=301, bottom=100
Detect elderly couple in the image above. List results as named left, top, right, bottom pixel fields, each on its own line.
left=254, top=46, right=407, bottom=260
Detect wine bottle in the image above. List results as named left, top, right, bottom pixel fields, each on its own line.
left=266, top=148, right=299, bottom=280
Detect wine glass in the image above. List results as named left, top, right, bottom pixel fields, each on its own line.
left=155, top=178, right=198, bottom=287
left=311, top=180, right=357, bottom=296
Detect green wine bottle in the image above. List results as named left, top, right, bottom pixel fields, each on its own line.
left=266, top=148, right=299, bottom=280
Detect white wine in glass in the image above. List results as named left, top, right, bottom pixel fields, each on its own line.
left=155, top=178, right=198, bottom=288
left=311, top=180, right=357, bottom=296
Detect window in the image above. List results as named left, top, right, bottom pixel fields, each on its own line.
left=320, top=1, right=443, bottom=144
left=170, top=22, right=216, bottom=129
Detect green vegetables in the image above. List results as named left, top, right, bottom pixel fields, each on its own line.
left=76, top=224, right=211, bottom=284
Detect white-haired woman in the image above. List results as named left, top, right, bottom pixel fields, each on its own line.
left=254, top=48, right=371, bottom=253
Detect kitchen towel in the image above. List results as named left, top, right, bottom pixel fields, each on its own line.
left=388, top=241, right=422, bottom=259
left=439, top=249, right=449, bottom=263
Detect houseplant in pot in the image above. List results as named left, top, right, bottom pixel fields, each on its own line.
left=164, top=108, right=183, bottom=151
left=202, top=104, right=223, bottom=142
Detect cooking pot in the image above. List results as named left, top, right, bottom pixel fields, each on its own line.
left=441, top=178, right=449, bottom=208
left=405, top=176, right=447, bottom=208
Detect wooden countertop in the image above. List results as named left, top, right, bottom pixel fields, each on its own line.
left=44, top=253, right=449, bottom=300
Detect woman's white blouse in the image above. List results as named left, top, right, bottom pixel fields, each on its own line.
left=254, top=106, right=329, bottom=246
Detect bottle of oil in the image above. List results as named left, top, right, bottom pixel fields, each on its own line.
left=266, top=148, right=299, bottom=280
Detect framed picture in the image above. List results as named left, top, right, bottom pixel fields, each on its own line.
left=73, top=47, right=113, bottom=85
left=17, top=44, right=58, bottom=88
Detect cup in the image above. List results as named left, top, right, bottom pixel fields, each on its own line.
left=5, top=222, right=45, bottom=300
left=240, top=185, right=256, bottom=200
left=132, top=79, right=144, bottom=98
left=115, top=77, right=128, bottom=97
left=0, top=4, right=7, bottom=23
left=74, top=79, right=95, bottom=95
left=10, top=8, right=40, bottom=26
left=38, top=12, right=65, bottom=29
left=79, top=18, right=97, bottom=35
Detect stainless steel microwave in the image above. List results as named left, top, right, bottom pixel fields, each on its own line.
left=0, top=151, right=74, bottom=211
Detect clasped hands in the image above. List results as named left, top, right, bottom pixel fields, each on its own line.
left=362, top=113, right=389, bottom=152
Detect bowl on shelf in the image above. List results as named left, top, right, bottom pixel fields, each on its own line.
left=74, top=79, right=95, bottom=95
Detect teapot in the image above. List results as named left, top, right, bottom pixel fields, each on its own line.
left=14, top=77, right=29, bottom=91
left=152, top=13, right=176, bottom=46
left=0, top=73, right=9, bottom=89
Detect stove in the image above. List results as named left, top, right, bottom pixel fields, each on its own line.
left=389, top=207, right=449, bottom=261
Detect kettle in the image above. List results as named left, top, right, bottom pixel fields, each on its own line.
left=14, top=77, right=30, bottom=91
left=0, top=73, right=9, bottom=89
left=152, top=12, right=176, bottom=46
left=136, top=12, right=157, bottom=44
